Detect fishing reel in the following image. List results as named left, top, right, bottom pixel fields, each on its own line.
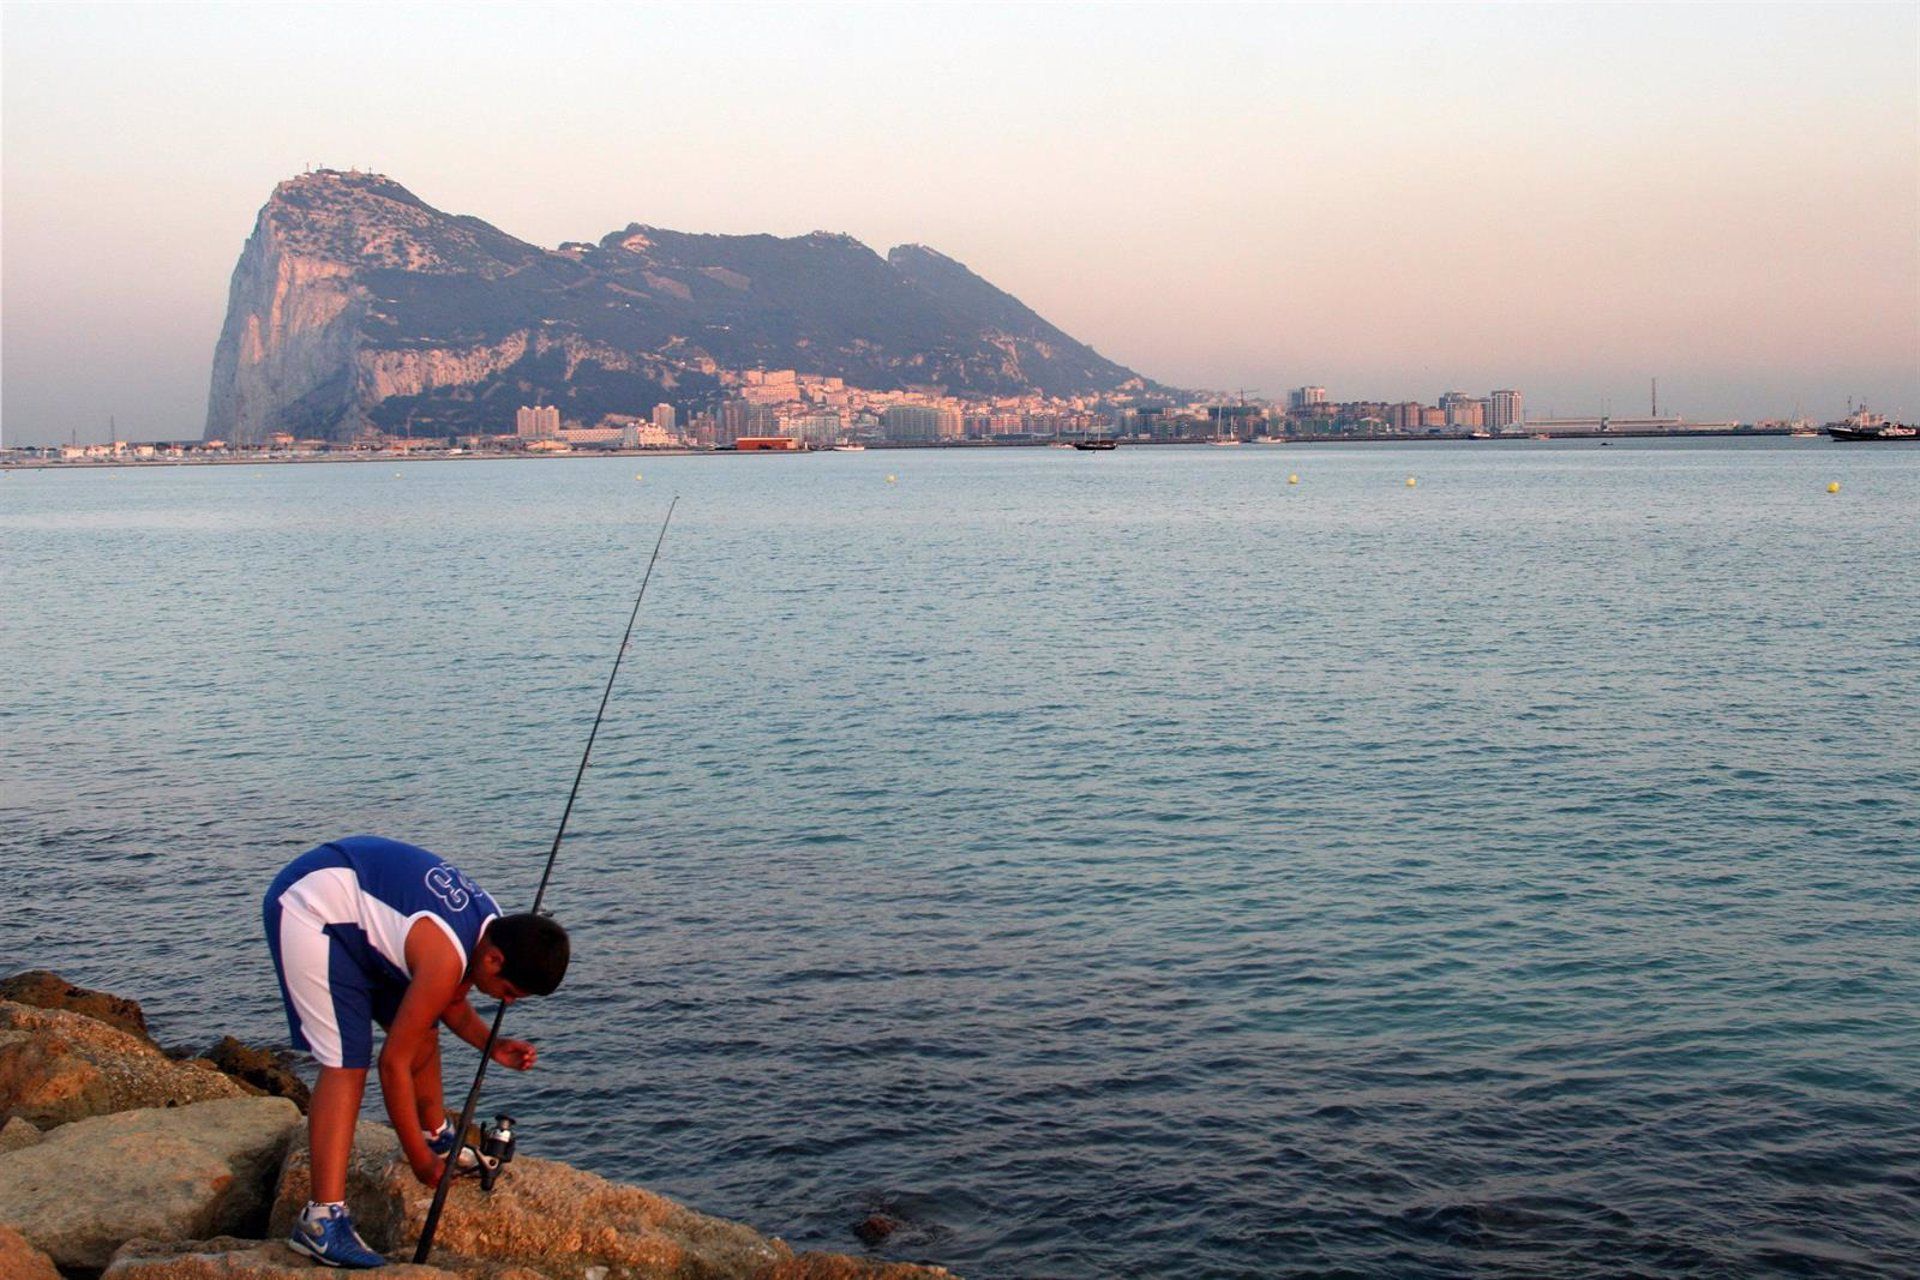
left=466, top=1113, right=517, bottom=1192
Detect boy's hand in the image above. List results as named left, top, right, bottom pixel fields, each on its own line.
left=409, top=1151, right=448, bottom=1188
left=491, top=1038, right=537, bottom=1071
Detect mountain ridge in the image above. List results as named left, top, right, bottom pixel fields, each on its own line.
left=205, top=171, right=1164, bottom=441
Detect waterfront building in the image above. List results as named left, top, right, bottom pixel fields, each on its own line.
left=556, top=426, right=623, bottom=447
left=717, top=400, right=780, bottom=445
left=785, top=411, right=845, bottom=447
left=515, top=404, right=560, bottom=439
left=651, top=403, right=677, bottom=435
left=1489, top=389, right=1524, bottom=431
left=881, top=404, right=963, bottom=443
left=1389, top=402, right=1425, bottom=433
left=1288, top=386, right=1328, bottom=411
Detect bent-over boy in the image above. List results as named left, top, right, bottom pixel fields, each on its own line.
left=264, top=835, right=569, bottom=1268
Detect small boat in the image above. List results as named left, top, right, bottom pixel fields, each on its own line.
left=1209, top=438, right=1242, bottom=447
left=1255, top=437, right=1289, bottom=444
left=1825, top=407, right=1916, bottom=442
left=1072, top=438, right=1119, bottom=451
left=830, top=443, right=867, bottom=452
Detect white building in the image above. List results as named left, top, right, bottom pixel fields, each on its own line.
left=1489, top=390, right=1524, bottom=432
left=651, top=403, right=677, bottom=435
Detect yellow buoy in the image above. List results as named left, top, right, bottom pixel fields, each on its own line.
left=886, top=474, right=897, bottom=484
left=1288, top=474, right=1299, bottom=485
left=635, top=472, right=644, bottom=481
left=1405, top=476, right=1417, bottom=487
left=1827, top=481, right=1840, bottom=494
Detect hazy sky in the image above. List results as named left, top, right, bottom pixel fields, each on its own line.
left=3, top=1, right=1916, bottom=443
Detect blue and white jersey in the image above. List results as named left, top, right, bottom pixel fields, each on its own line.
left=273, top=836, right=502, bottom=981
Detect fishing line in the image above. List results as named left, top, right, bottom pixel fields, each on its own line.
left=414, top=495, right=679, bottom=1263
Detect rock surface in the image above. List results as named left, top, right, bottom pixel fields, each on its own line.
left=200, top=1037, right=312, bottom=1113
left=0, top=969, right=152, bottom=1040
left=0, top=1096, right=300, bottom=1269
left=0, top=1000, right=248, bottom=1128
left=0, top=1116, right=43, bottom=1153
left=103, top=1237, right=486, bottom=1280
left=268, top=1127, right=951, bottom=1278
left=0, top=1224, right=62, bottom=1280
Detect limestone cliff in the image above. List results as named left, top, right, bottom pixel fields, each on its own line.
left=204, top=171, right=1160, bottom=442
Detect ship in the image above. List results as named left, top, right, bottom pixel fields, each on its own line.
left=1825, top=406, right=1917, bottom=442
left=1072, top=438, right=1119, bottom=451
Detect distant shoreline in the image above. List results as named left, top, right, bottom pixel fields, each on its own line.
left=0, top=429, right=1809, bottom=471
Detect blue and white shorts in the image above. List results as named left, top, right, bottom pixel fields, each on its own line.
left=263, top=847, right=409, bottom=1069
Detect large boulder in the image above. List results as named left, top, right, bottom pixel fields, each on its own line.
left=0, top=1095, right=300, bottom=1270
left=269, top=1127, right=953, bottom=1279
left=0, top=1224, right=61, bottom=1280
left=0, top=970, right=151, bottom=1040
left=0, top=1000, right=248, bottom=1128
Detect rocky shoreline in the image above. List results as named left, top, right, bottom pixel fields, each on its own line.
left=0, top=972, right=954, bottom=1280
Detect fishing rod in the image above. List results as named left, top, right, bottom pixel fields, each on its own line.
left=414, top=495, right=679, bottom=1264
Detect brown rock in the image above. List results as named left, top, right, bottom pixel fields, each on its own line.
left=852, top=1215, right=897, bottom=1245
left=0, top=1224, right=62, bottom=1280
left=0, top=1116, right=42, bottom=1153
left=0, top=1000, right=247, bottom=1128
left=267, top=1125, right=954, bottom=1279
left=202, top=1037, right=311, bottom=1113
left=0, top=1095, right=300, bottom=1269
left=0, top=970, right=150, bottom=1040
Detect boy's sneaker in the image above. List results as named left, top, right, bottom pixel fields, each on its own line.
left=287, top=1203, right=386, bottom=1269
left=426, top=1123, right=479, bottom=1171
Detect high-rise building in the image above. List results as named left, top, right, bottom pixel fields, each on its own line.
left=1389, top=402, right=1426, bottom=432
left=785, top=411, right=845, bottom=447
left=1489, top=390, right=1524, bottom=431
left=880, top=405, right=963, bottom=443
left=1288, top=386, right=1329, bottom=411
left=1439, top=391, right=1486, bottom=429
left=717, top=400, right=777, bottom=445
left=515, top=405, right=560, bottom=438
left=651, top=403, right=677, bottom=435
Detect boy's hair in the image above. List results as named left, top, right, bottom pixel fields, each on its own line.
left=486, top=913, right=570, bottom=996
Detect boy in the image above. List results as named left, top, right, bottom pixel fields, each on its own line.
left=263, top=835, right=570, bottom=1268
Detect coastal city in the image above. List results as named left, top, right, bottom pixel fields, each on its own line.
left=8, top=377, right=1838, bottom=465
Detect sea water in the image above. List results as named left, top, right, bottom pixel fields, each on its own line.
left=2, top=440, right=1915, bottom=1278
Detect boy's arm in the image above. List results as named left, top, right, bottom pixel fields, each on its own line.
left=440, top=996, right=540, bottom=1071
left=381, top=921, right=464, bottom=1184
left=440, top=996, right=492, bottom=1051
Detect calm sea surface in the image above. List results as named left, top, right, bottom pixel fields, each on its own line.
left=2, top=440, right=1916, bottom=1278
